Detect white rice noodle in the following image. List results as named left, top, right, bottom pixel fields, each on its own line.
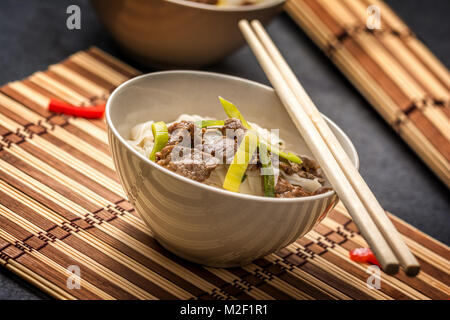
left=205, top=165, right=264, bottom=196
left=127, top=120, right=154, bottom=158
left=248, top=121, right=285, bottom=148
left=170, top=114, right=210, bottom=125
left=280, top=170, right=322, bottom=192
left=240, top=169, right=264, bottom=196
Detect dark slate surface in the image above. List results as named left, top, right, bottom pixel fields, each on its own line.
left=0, top=0, right=448, bottom=300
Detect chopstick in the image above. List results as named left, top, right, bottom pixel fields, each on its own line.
left=239, top=19, right=419, bottom=276
left=248, top=20, right=420, bottom=277
left=238, top=19, right=397, bottom=275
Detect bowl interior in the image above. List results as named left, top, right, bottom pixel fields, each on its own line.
left=107, top=71, right=359, bottom=196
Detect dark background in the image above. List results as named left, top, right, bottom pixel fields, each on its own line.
left=0, top=0, right=448, bottom=299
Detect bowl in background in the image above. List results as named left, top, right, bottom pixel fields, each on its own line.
left=91, top=0, right=285, bottom=68
left=106, top=71, right=359, bottom=267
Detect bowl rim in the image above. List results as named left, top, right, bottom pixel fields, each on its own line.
left=106, top=70, right=360, bottom=203
left=166, top=0, right=286, bottom=12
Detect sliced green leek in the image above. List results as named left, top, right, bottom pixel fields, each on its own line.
left=149, top=121, right=169, bottom=161
left=218, top=96, right=251, bottom=129
left=223, top=131, right=258, bottom=193
left=219, top=96, right=302, bottom=165
left=265, top=143, right=302, bottom=164
left=259, top=142, right=275, bottom=197
left=194, top=119, right=225, bottom=128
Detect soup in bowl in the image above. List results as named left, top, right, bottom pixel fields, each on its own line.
left=106, top=71, right=358, bottom=267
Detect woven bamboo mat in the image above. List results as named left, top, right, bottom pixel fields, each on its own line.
left=285, top=0, right=450, bottom=188
left=0, top=47, right=448, bottom=300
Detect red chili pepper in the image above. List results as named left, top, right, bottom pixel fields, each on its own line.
left=48, top=99, right=105, bottom=119
left=349, top=248, right=381, bottom=267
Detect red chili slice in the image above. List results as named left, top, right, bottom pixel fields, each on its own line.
left=48, top=99, right=105, bottom=119
left=349, top=248, right=381, bottom=267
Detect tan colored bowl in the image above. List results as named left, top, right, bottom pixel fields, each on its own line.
left=91, top=0, right=285, bottom=68
left=106, top=71, right=359, bottom=267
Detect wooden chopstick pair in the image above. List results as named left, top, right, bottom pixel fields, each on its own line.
left=239, top=19, right=420, bottom=276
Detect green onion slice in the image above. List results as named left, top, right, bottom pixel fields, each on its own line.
left=194, top=120, right=225, bottom=128
left=219, top=96, right=251, bottom=129
left=259, top=142, right=275, bottom=197
left=265, top=143, right=302, bottom=164
left=149, top=121, right=169, bottom=161
left=223, top=131, right=258, bottom=193
left=219, top=96, right=302, bottom=164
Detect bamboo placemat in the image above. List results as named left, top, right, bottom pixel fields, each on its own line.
left=0, top=47, right=448, bottom=300
left=285, top=0, right=450, bottom=188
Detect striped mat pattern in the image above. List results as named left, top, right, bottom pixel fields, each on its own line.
left=285, top=0, right=450, bottom=187
left=0, top=47, right=448, bottom=300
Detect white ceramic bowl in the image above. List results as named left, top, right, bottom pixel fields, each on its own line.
left=91, top=0, right=285, bottom=68
left=106, top=71, right=359, bottom=267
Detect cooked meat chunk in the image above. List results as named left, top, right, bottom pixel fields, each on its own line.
left=211, top=137, right=237, bottom=164
left=313, top=186, right=333, bottom=195
left=156, top=145, right=219, bottom=182
left=167, top=121, right=202, bottom=147
left=221, top=118, right=246, bottom=140
left=168, top=120, right=194, bottom=135
left=222, top=118, right=245, bottom=132
left=278, top=161, right=297, bottom=175
left=279, top=156, right=325, bottom=183
left=274, top=177, right=312, bottom=198
left=274, top=176, right=332, bottom=198
left=155, top=144, right=175, bottom=164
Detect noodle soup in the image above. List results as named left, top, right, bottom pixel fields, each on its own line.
left=128, top=97, right=331, bottom=198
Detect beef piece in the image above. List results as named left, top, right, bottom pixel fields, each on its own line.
left=167, top=121, right=193, bottom=146
left=202, top=119, right=248, bottom=164
left=222, top=118, right=245, bottom=132
left=167, top=121, right=194, bottom=145
left=215, top=118, right=251, bottom=164
left=274, top=177, right=313, bottom=198
left=155, top=144, right=219, bottom=182
left=221, top=118, right=246, bottom=140
left=210, top=136, right=237, bottom=164
left=313, top=186, right=333, bottom=195
left=154, top=144, right=174, bottom=165
left=279, top=161, right=318, bottom=180
left=279, top=161, right=296, bottom=175
left=194, top=127, right=237, bottom=164
left=274, top=176, right=332, bottom=198
left=300, top=156, right=322, bottom=177
left=168, top=120, right=194, bottom=135
left=167, top=120, right=203, bottom=148
left=212, top=136, right=259, bottom=167
left=279, top=156, right=325, bottom=183
left=198, top=128, right=222, bottom=152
